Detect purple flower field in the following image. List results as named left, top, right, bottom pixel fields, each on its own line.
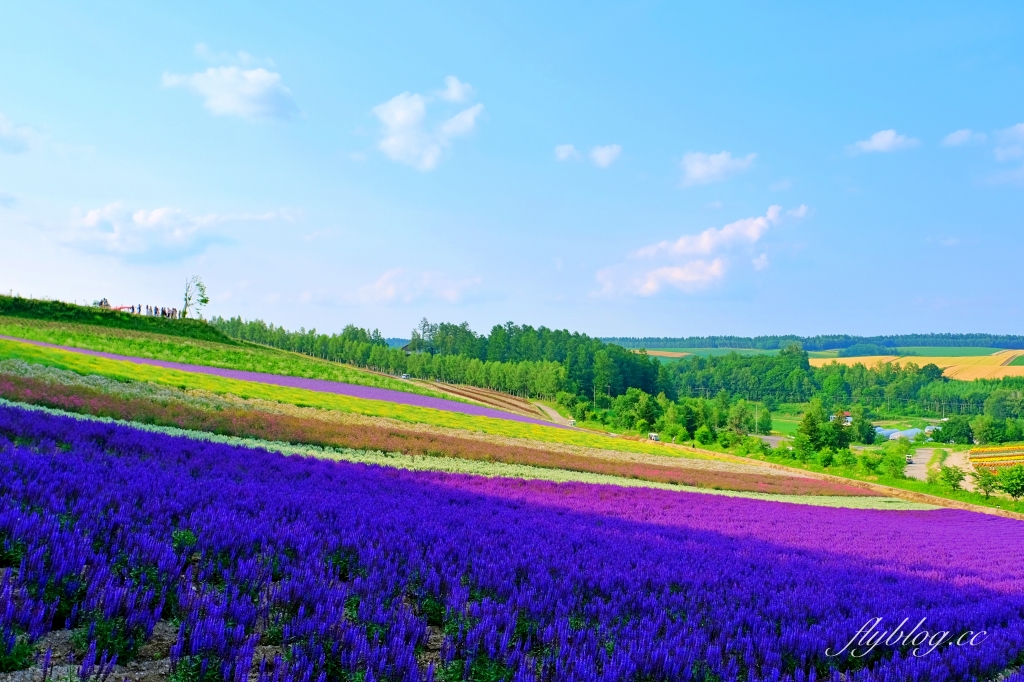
left=0, top=336, right=561, bottom=427
left=1, top=403, right=1023, bottom=682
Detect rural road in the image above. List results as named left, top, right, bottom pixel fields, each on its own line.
left=905, top=448, right=931, bottom=481
left=750, top=434, right=789, bottom=448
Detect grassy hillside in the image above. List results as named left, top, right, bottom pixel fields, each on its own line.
left=0, top=295, right=235, bottom=343
left=0, top=317, right=441, bottom=397
left=0, top=337, right=713, bottom=458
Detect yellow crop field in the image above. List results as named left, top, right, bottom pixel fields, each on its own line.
left=809, top=350, right=1024, bottom=380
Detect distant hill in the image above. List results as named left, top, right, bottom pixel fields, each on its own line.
left=0, top=296, right=236, bottom=344
left=602, top=334, right=1024, bottom=351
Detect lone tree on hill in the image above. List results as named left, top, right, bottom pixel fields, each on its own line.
left=181, top=276, right=209, bottom=319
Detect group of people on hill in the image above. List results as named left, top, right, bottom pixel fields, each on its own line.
left=125, top=304, right=179, bottom=319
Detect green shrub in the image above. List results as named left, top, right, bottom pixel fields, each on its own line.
left=71, top=614, right=146, bottom=662
left=0, top=637, right=33, bottom=673
left=836, top=448, right=858, bottom=468
left=939, top=465, right=966, bottom=491
left=1000, top=465, right=1024, bottom=500
left=172, top=529, right=198, bottom=553
left=971, top=468, right=1000, bottom=498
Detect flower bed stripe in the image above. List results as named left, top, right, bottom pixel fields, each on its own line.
left=0, top=335, right=561, bottom=427
left=0, top=373, right=879, bottom=497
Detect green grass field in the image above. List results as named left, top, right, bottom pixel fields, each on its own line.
left=772, top=418, right=800, bottom=436
left=895, top=346, right=1002, bottom=357
left=1009, top=355, right=1024, bottom=367
left=0, top=338, right=715, bottom=460
left=0, top=316, right=439, bottom=397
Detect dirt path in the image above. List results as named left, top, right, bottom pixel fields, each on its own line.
left=944, top=449, right=978, bottom=492
left=534, top=402, right=574, bottom=426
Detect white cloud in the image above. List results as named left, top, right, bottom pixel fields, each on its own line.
left=942, top=129, right=986, bottom=147
left=162, top=66, right=298, bottom=120
left=635, top=205, right=781, bottom=258
left=596, top=205, right=798, bottom=297
left=597, top=260, right=725, bottom=297
left=356, top=268, right=481, bottom=304
left=0, top=112, right=37, bottom=154
left=999, top=123, right=1024, bottom=141
left=787, top=204, right=809, bottom=218
left=994, top=123, right=1024, bottom=162
left=554, top=144, right=580, bottom=161
left=373, top=80, right=483, bottom=171
left=995, top=146, right=1024, bottom=162
left=439, top=103, right=484, bottom=138
left=438, top=76, right=473, bottom=102
left=986, top=165, right=1024, bottom=186
left=590, top=144, right=622, bottom=168
left=66, top=202, right=287, bottom=260
left=194, top=43, right=275, bottom=68
left=680, top=151, right=756, bottom=186
left=849, top=129, right=919, bottom=154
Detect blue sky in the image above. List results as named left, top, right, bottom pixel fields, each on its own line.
left=1, top=2, right=1022, bottom=338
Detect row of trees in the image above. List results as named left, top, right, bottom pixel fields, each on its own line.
left=557, top=388, right=773, bottom=444
left=665, top=345, right=1024, bottom=418
left=211, top=316, right=663, bottom=400
left=408, top=319, right=662, bottom=399
left=604, top=333, right=1024, bottom=351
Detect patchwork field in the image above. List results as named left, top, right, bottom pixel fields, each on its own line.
left=0, top=339, right=728, bottom=460
left=810, top=348, right=1024, bottom=379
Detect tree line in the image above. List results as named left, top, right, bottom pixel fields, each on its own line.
left=603, top=333, right=1024, bottom=351
left=209, top=316, right=661, bottom=399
